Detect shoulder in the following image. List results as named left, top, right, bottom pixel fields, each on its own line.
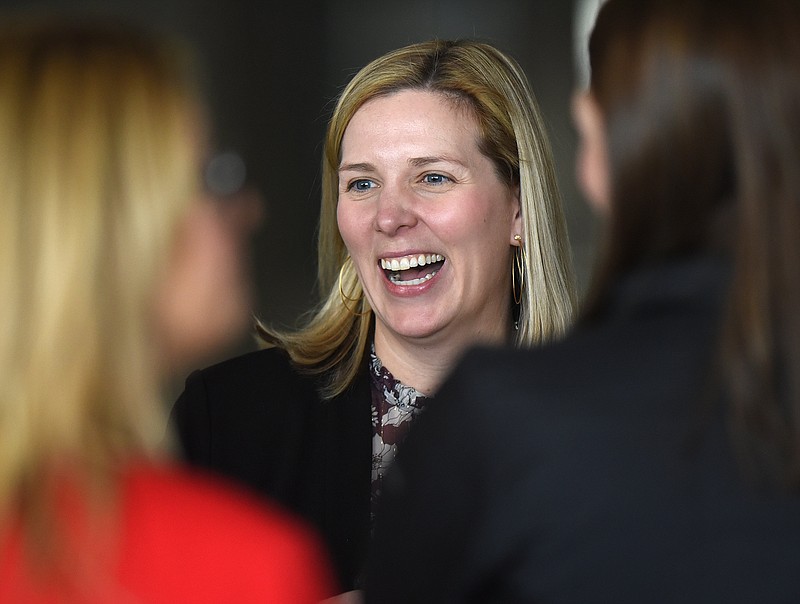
left=119, top=464, right=335, bottom=601
left=187, top=346, right=319, bottom=403
left=423, top=307, right=718, bottom=469
left=198, top=346, right=297, bottom=383
left=443, top=336, right=597, bottom=409
left=170, top=346, right=327, bottom=475
left=420, top=325, right=651, bottom=456
left=123, top=463, right=310, bottom=541
left=449, top=295, right=716, bottom=411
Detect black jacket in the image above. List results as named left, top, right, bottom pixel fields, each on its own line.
left=366, top=256, right=800, bottom=603
left=170, top=347, right=372, bottom=592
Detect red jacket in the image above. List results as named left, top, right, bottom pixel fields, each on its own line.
left=1, top=463, right=335, bottom=602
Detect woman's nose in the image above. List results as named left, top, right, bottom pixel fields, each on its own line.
left=374, top=185, right=418, bottom=235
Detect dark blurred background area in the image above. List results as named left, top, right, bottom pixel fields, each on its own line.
left=1, top=0, right=600, bottom=365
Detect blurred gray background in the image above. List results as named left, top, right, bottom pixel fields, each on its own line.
left=1, top=0, right=600, bottom=365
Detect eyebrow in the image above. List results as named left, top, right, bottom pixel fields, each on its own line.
left=338, top=162, right=376, bottom=174
left=408, top=156, right=467, bottom=168
left=338, top=156, right=468, bottom=173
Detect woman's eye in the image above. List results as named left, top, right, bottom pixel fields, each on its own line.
left=347, top=179, right=375, bottom=192
left=422, top=173, right=451, bottom=185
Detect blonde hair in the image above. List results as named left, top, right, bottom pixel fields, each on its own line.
left=0, top=20, right=200, bottom=564
left=258, top=39, right=577, bottom=399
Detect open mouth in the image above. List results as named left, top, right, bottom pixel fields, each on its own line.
left=380, top=253, right=445, bottom=286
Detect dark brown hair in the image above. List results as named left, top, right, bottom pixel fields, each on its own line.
left=584, top=0, right=800, bottom=488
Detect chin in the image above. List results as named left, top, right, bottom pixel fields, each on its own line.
left=381, top=314, right=449, bottom=341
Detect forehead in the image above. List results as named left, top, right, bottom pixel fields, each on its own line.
left=341, top=89, right=480, bottom=157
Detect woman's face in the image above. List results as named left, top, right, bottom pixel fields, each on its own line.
left=337, top=89, right=521, bottom=351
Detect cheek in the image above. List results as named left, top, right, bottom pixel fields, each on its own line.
left=155, top=204, right=251, bottom=370
left=576, top=141, right=593, bottom=196
left=579, top=136, right=611, bottom=214
left=336, top=200, right=369, bottom=252
left=335, top=201, right=349, bottom=242
left=444, top=193, right=511, bottom=244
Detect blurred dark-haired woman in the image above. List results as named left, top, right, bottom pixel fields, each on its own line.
left=366, top=1, right=800, bottom=602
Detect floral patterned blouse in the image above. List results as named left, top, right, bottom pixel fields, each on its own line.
left=369, top=344, right=430, bottom=520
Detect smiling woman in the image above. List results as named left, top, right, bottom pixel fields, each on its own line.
left=170, top=38, right=577, bottom=597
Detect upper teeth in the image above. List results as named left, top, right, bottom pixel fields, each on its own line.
left=380, top=254, right=444, bottom=271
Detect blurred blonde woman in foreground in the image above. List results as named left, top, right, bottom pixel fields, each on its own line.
left=0, top=19, right=333, bottom=602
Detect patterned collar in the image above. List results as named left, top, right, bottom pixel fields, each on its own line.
left=368, top=342, right=430, bottom=522
left=368, top=343, right=427, bottom=418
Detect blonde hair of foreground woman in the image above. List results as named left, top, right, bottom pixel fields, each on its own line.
left=258, top=39, right=578, bottom=399
left=0, top=19, right=205, bottom=565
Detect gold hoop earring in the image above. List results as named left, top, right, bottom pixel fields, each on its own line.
left=338, top=257, right=370, bottom=317
left=512, top=234, right=525, bottom=306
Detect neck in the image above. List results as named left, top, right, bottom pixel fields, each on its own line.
left=373, top=320, right=511, bottom=396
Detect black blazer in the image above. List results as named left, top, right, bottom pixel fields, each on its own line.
left=366, top=257, right=800, bottom=603
left=170, top=347, right=372, bottom=592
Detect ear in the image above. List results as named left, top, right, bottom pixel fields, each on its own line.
left=572, top=91, right=611, bottom=214
left=509, top=183, right=522, bottom=245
